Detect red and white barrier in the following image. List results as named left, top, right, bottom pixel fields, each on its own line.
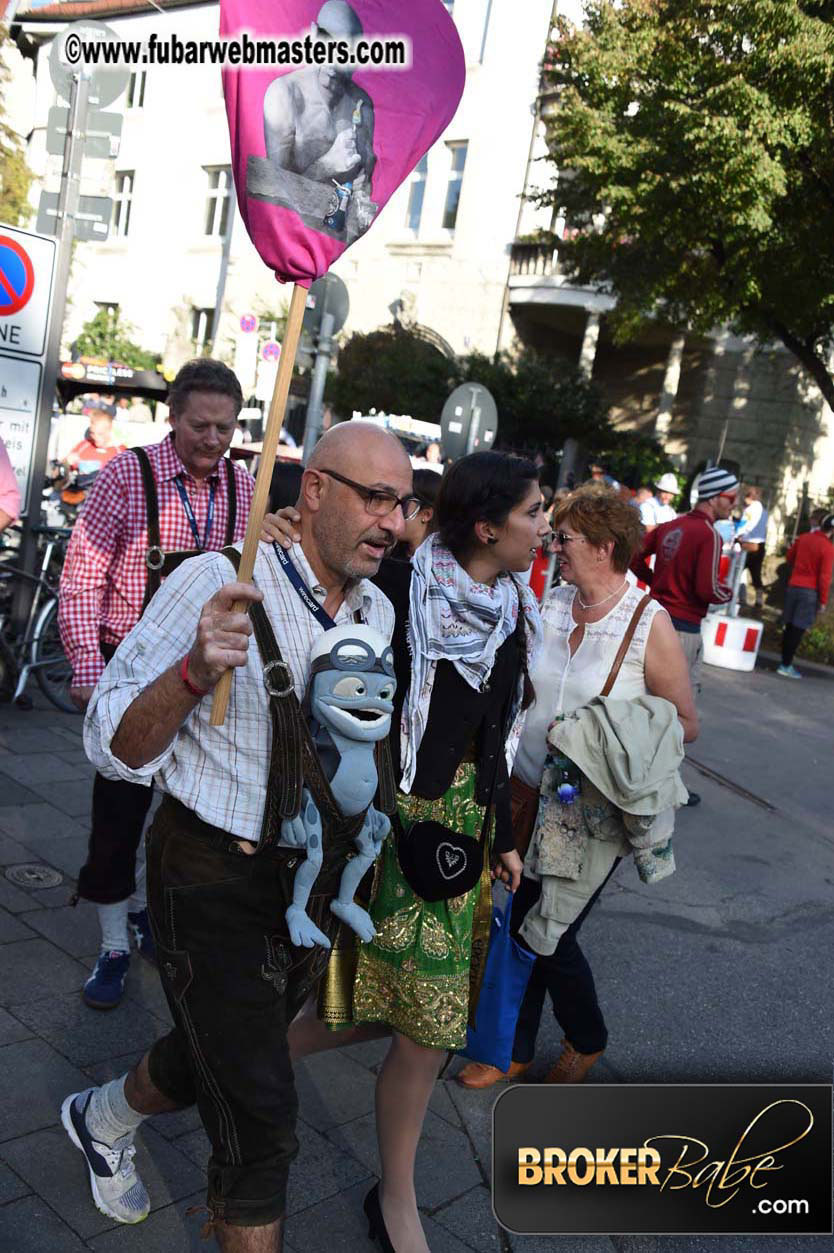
left=702, top=615, right=763, bottom=672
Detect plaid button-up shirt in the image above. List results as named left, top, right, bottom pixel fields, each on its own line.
left=84, top=543, right=395, bottom=841
left=59, top=434, right=255, bottom=687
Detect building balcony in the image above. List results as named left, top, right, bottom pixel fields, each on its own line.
left=508, top=239, right=616, bottom=317
left=509, top=240, right=558, bottom=278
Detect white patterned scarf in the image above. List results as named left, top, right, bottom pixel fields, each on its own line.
left=400, top=533, right=543, bottom=793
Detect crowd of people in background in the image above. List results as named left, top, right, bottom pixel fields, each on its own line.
left=0, top=357, right=818, bottom=1253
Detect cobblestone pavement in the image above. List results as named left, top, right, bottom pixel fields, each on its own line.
left=0, top=657, right=831, bottom=1252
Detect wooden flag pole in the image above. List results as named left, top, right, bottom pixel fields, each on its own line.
left=210, top=281, right=308, bottom=726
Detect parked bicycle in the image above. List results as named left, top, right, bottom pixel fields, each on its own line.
left=0, top=524, right=77, bottom=714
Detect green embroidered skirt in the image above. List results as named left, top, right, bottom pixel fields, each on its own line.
left=350, top=762, right=493, bottom=1050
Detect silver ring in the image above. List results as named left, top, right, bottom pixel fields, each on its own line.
left=145, top=545, right=165, bottom=571
left=263, top=659, right=294, bottom=698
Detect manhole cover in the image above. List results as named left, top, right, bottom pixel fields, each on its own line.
left=6, top=863, right=63, bottom=889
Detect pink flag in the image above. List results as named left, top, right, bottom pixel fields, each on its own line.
left=221, top=0, right=465, bottom=285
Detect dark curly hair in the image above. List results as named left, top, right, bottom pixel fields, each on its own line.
left=435, top=451, right=540, bottom=708
left=167, top=358, right=243, bottom=418
left=435, top=451, right=539, bottom=560
left=551, top=485, right=644, bottom=573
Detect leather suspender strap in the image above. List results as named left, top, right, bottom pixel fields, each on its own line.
left=132, top=447, right=162, bottom=612
left=599, top=593, right=652, bottom=697
left=135, top=450, right=237, bottom=613
left=221, top=546, right=304, bottom=846
left=224, top=458, right=237, bottom=545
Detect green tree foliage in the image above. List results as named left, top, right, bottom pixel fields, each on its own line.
left=74, top=309, right=158, bottom=370
left=329, top=326, right=456, bottom=421
left=598, top=431, right=674, bottom=491
left=0, top=27, right=33, bottom=227
left=330, top=326, right=613, bottom=450
left=330, top=325, right=671, bottom=483
left=455, top=347, right=610, bottom=452
left=535, top=1, right=834, bottom=407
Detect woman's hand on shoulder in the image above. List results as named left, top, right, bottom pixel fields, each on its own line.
left=261, top=507, right=301, bottom=548
left=492, top=849, right=523, bottom=893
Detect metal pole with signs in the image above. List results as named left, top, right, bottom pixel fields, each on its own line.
left=301, top=274, right=349, bottom=464
left=0, top=227, right=57, bottom=511
left=10, top=22, right=128, bottom=625
left=11, top=72, right=91, bottom=628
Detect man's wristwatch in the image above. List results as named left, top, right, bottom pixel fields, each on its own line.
left=180, top=654, right=210, bottom=699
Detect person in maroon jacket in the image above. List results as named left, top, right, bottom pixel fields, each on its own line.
left=631, top=466, right=739, bottom=806
left=778, top=511, right=834, bottom=678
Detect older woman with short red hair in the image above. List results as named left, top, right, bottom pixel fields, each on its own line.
left=458, top=486, right=697, bottom=1090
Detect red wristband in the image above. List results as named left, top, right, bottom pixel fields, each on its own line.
left=180, top=654, right=210, bottom=699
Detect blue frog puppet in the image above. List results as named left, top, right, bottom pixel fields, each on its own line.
left=281, top=624, right=396, bottom=949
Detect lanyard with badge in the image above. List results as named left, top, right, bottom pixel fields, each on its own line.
left=173, top=475, right=216, bottom=551
left=272, top=543, right=338, bottom=629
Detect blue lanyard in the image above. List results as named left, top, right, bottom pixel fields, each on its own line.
left=273, top=543, right=337, bottom=629
left=173, top=475, right=216, bottom=551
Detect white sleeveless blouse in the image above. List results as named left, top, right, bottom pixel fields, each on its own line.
left=514, top=582, right=666, bottom=789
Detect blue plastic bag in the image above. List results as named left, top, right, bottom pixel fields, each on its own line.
left=460, top=894, right=536, bottom=1073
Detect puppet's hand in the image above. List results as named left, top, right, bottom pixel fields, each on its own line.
left=330, top=898, right=376, bottom=942
left=369, top=808, right=391, bottom=849
left=281, top=790, right=321, bottom=849
left=286, top=905, right=332, bottom=949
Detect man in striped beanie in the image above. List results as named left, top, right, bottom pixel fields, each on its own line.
left=632, top=466, right=739, bottom=805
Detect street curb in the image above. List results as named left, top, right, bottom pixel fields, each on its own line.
left=757, top=648, right=834, bottom=682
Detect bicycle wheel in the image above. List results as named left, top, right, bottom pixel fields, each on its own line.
left=31, top=597, right=78, bottom=714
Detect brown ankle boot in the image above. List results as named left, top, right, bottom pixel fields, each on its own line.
left=544, top=1038, right=603, bottom=1084
left=455, top=1060, right=530, bottom=1089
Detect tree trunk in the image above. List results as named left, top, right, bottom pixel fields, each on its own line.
left=767, top=319, right=834, bottom=412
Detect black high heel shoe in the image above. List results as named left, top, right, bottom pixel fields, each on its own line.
left=363, top=1182, right=396, bottom=1253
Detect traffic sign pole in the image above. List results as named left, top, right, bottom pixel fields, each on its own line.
left=301, top=310, right=335, bottom=465
left=12, top=72, right=90, bottom=631
left=300, top=273, right=349, bottom=464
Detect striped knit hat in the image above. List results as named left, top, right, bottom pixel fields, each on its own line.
left=696, top=467, right=739, bottom=501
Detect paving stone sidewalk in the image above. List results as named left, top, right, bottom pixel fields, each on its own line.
left=0, top=673, right=830, bottom=1252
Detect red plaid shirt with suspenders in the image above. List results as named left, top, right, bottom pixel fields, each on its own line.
left=59, top=434, right=254, bottom=687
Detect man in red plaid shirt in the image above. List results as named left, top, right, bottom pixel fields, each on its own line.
left=59, top=359, right=255, bottom=1009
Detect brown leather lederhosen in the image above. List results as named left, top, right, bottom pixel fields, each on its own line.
left=132, top=446, right=238, bottom=613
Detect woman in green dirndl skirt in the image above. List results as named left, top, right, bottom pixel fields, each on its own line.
left=344, top=452, right=546, bottom=1253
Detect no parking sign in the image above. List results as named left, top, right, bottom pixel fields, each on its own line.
left=0, top=225, right=57, bottom=508
left=0, top=229, right=55, bottom=358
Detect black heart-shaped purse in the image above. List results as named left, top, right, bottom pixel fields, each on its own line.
left=395, top=817, right=487, bottom=903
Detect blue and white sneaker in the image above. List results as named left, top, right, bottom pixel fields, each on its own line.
left=83, top=951, right=130, bottom=1010
left=128, top=909, right=157, bottom=965
left=60, top=1089, right=150, bottom=1224
left=776, top=664, right=802, bottom=679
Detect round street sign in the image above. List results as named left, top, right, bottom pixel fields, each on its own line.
left=440, top=383, right=499, bottom=462
left=0, top=236, right=35, bottom=318
left=262, top=341, right=281, bottom=361
left=303, top=273, right=349, bottom=336
left=49, top=21, right=129, bottom=108
left=240, top=314, right=258, bottom=334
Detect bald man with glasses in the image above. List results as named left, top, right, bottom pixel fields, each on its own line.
left=62, top=422, right=413, bottom=1252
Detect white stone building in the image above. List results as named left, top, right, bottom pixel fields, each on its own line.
left=11, top=0, right=554, bottom=381
left=8, top=0, right=833, bottom=535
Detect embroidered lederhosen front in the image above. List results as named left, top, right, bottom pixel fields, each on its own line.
left=132, top=446, right=238, bottom=613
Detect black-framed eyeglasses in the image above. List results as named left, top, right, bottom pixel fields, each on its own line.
left=553, top=530, right=585, bottom=547
left=316, top=468, right=422, bottom=521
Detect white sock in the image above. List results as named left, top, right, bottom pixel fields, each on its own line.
left=84, top=1076, right=145, bottom=1143
left=128, top=863, right=146, bottom=913
left=96, top=900, right=130, bottom=954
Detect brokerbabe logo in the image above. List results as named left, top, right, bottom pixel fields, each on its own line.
left=492, top=1085, right=832, bottom=1236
